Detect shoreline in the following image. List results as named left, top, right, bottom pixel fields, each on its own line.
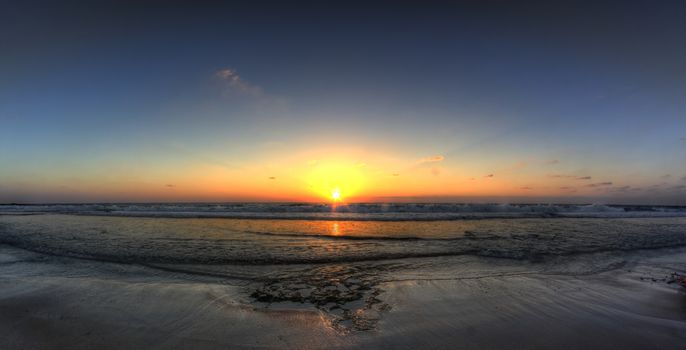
left=1, top=243, right=685, bottom=349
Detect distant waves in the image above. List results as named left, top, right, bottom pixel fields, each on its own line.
left=1, top=203, right=686, bottom=221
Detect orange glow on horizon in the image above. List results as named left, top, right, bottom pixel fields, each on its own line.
left=14, top=145, right=640, bottom=203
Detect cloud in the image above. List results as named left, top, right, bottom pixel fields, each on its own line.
left=167, top=142, right=237, bottom=169
left=484, top=174, right=494, bottom=178
left=418, top=155, right=444, bottom=164
left=661, top=174, right=671, bottom=179
left=586, top=182, right=613, bottom=188
left=262, top=140, right=285, bottom=148
left=392, top=173, right=400, bottom=177
left=165, top=184, right=175, bottom=188
left=559, top=186, right=574, bottom=190
left=431, top=167, right=441, bottom=176
left=520, top=186, right=532, bottom=190
left=268, top=177, right=276, bottom=180
left=548, top=174, right=591, bottom=180
left=610, top=185, right=632, bottom=193
left=671, top=185, right=686, bottom=190
left=215, top=68, right=262, bottom=95
left=543, top=159, right=560, bottom=165
left=355, top=162, right=367, bottom=168
left=682, top=176, right=686, bottom=182
left=505, top=161, right=527, bottom=171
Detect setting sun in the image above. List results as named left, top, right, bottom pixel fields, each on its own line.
left=304, top=161, right=365, bottom=202
left=331, top=188, right=341, bottom=201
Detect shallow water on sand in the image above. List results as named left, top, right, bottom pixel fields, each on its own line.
left=2, top=214, right=686, bottom=265
left=2, top=214, right=686, bottom=332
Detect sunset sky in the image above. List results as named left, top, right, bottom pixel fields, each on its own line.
left=1, top=1, right=685, bottom=204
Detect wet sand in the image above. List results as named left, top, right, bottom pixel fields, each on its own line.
left=1, top=244, right=685, bottom=349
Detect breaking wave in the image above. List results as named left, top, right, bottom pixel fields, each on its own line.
left=2, top=203, right=685, bottom=220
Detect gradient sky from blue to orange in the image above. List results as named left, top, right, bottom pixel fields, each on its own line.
left=1, top=1, right=685, bottom=204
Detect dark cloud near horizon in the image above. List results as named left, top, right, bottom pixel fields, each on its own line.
left=611, top=185, right=633, bottom=193
left=548, top=174, right=591, bottom=180
left=587, top=182, right=612, bottom=187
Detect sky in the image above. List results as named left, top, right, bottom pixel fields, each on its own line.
left=1, top=1, right=685, bottom=204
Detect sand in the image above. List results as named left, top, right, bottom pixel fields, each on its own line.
left=0, top=244, right=685, bottom=349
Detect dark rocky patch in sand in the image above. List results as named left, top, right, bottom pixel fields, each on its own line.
left=250, top=263, right=399, bottom=332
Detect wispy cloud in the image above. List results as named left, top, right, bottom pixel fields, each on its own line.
left=610, top=185, right=632, bottom=193
left=166, top=142, right=237, bottom=169
left=215, top=68, right=262, bottom=95
left=505, top=161, right=527, bottom=171
left=484, top=174, right=494, bottom=178
left=548, top=174, right=592, bottom=180
left=520, top=186, right=532, bottom=190
left=165, top=184, right=175, bottom=188
left=661, top=174, right=671, bottom=179
left=418, top=155, right=444, bottom=164
left=268, top=177, right=276, bottom=180
left=586, top=182, right=612, bottom=188
left=543, top=159, right=559, bottom=165
left=262, top=140, right=284, bottom=148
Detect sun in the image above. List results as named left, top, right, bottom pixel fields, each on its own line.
left=331, top=188, right=341, bottom=201
left=304, top=161, right=365, bottom=202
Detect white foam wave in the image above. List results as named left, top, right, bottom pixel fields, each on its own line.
left=1, top=203, right=685, bottom=220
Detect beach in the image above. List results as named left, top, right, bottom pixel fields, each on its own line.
left=1, top=206, right=685, bottom=349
